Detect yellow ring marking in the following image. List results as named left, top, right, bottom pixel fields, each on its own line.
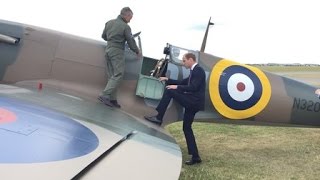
left=209, top=59, right=271, bottom=119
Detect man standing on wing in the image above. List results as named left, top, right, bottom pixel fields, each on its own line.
left=99, top=7, right=141, bottom=108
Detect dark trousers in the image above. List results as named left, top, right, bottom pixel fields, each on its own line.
left=156, top=89, right=199, bottom=156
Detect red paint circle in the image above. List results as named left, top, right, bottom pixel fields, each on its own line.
left=237, top=82, right=245, bottom=92
left=0, top=108, right=17, bottom=123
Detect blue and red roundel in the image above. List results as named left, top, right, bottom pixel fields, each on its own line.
left=209, top=59, right=271, bottom=119
left=0, top=97, right=99, bottom=163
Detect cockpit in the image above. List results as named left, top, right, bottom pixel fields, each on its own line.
left=135, top=43, right=198, bottom=100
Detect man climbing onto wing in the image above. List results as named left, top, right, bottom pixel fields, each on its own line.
left=144, top=52, right=206, bottom=165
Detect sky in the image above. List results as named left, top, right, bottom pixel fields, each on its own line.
left=1, top=0, right=320, bottom=64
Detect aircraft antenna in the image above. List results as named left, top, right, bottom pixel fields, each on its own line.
left=200, top=17, right=214, bottom=52
left=71, top=131, right=137, bottom=179
left=133, top=31, right=143, bottom=56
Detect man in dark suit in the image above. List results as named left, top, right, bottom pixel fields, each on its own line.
left=144, top=52, right=206, bottom=165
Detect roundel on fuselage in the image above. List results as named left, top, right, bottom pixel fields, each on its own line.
left=209, top=59, right=271, bottom=119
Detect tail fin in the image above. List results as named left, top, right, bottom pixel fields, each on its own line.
left=200, top=17, right=214, bottom=52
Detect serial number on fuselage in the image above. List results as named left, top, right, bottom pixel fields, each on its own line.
left=293, top=97, right=320, bottom=112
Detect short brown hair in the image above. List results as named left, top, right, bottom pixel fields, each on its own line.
left=184, top=53, right=196, bottom=62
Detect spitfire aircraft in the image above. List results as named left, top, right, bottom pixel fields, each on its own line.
left=1, top=17, right=320, bottom=179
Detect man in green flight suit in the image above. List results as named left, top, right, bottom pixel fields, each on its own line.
left=99, top=7, right=141, bottom=108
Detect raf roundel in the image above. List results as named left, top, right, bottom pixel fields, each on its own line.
left=209, top=59, right=271, bottom=119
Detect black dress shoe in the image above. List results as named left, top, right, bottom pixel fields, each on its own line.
left=98, top=96, right=114, bottom=107
left=110, top=100, right=121, bottom=108
left=144, top=115, right=162, bottom=125
left=185, top=157, right=202, bottom=165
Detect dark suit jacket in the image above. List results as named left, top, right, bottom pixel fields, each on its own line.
left=167, top=64, right=206, bottom=111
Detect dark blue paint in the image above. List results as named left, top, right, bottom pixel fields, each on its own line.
left=0, top=97, right=99, bottom=163
left=219, top=65, right=262, bottom=110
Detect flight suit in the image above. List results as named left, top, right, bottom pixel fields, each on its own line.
left=101, top=15, right=139, bottom=100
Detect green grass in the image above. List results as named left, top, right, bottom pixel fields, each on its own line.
left=166, top=122, right=320, bottom=180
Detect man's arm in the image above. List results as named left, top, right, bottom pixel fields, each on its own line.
left=101, top=23, right=107, bottom=41
left=177, top=67, right=205, bottom=92
left=159, top=76, right=187, bottom=90
left=124, top=26, right=140, bottom=54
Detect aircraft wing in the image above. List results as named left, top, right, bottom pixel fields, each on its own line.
left=0, top=82, right=181, bottom=179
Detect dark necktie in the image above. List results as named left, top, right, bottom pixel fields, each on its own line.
left=188, top=69, right=193, bottom=85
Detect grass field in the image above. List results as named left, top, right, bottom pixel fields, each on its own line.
left=166, top=123, right=320, bottom=180
left=166, top=66, right=320, bottom=180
